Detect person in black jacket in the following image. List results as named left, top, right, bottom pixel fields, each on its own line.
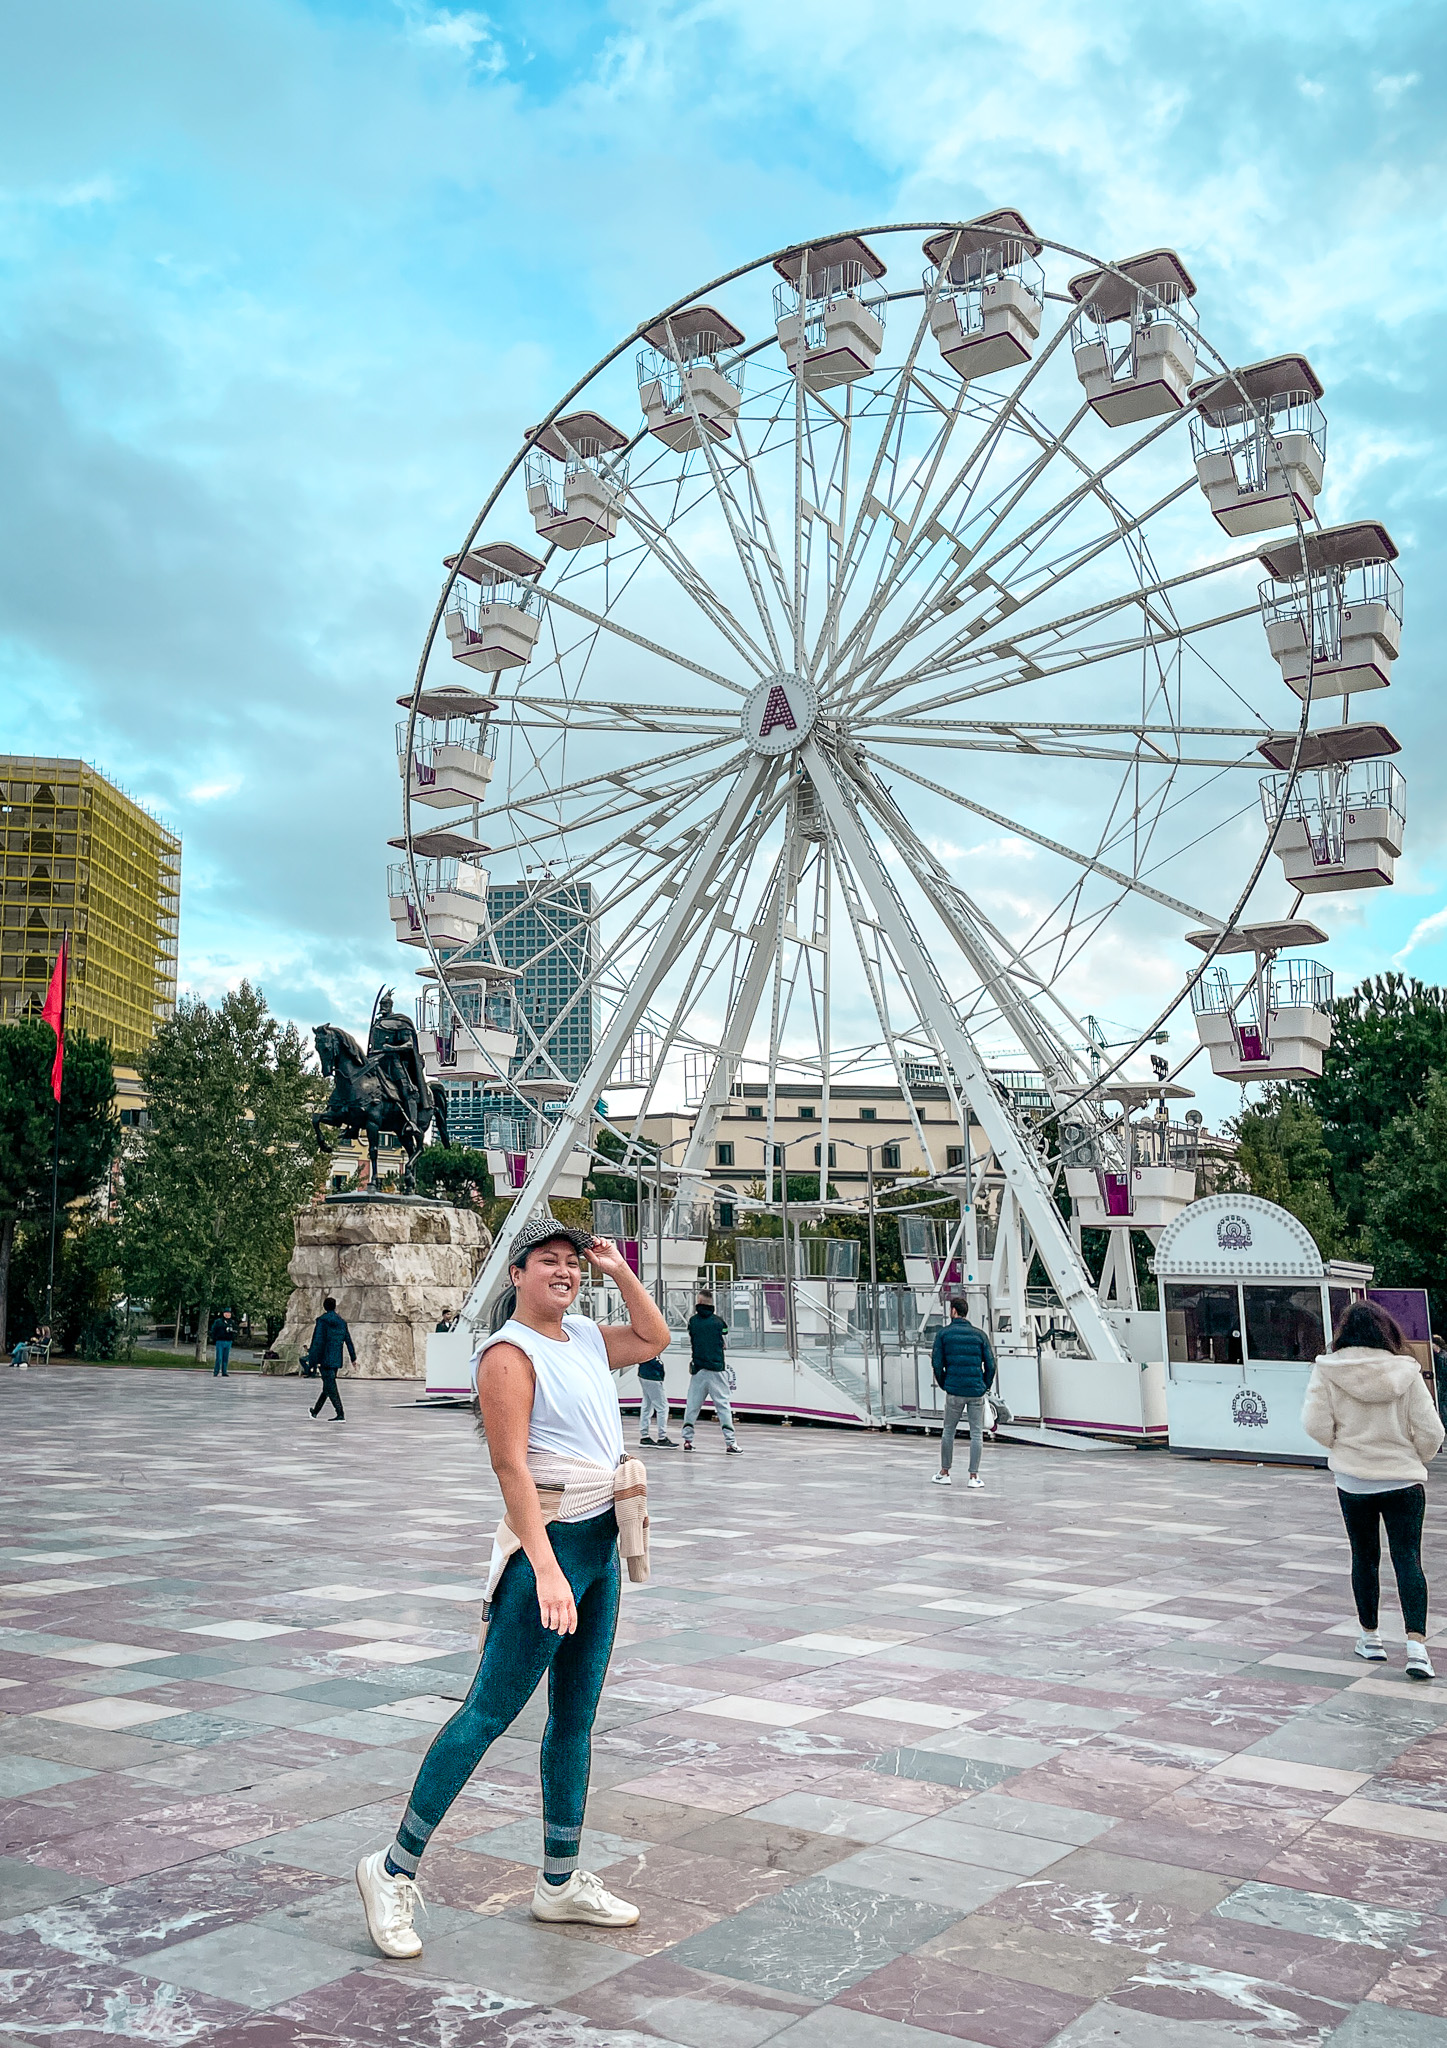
left=931, top=1294, right=996, bottom=1488
left=305, top=1296, right=356, bottom=1422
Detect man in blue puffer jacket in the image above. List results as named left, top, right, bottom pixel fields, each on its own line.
left=931, top=1294, right=996, bottom=1489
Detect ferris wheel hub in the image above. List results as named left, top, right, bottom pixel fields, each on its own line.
left=742, top=672, right=818, bottom=756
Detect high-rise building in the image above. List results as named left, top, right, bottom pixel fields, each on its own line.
left=486, top=879, right=597, bottom=1085
left=0, top=758, right=181, bottom=1077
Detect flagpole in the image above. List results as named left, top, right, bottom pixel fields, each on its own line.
left=45, top=932, right=67, bottom=1339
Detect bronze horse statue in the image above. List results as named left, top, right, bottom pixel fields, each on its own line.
left=312, top=1024, right=450, bottom=1192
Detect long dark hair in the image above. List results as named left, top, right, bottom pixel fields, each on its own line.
left=1333, top=1299, right=1407, bottom=1354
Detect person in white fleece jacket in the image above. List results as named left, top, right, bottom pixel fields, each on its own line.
left=1303, top=1299, right=1445, bottom=1680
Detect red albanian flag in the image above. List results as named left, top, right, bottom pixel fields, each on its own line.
left=40, top=934, right=68, bottom=1102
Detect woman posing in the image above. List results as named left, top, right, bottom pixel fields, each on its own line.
left=357, top=1220, right=669, bottom=1956
left=1303, top=1299, right=1444, bottom=1681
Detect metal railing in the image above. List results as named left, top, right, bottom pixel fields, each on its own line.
left=1189, top=390, right=1326, bottom=485
left=635, top=345, right=745, bottom=412
left=1259, top=557, right=1403, bottom=658
left=1191, top=959, right=1334, bottom=1020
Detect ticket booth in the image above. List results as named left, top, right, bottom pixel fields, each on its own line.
left=1159, top=1194, right=1331, bottom=1461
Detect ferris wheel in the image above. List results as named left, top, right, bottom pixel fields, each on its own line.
left=396, top=216, right=1406, bottom=1365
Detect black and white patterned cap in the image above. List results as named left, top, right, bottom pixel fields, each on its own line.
left=507, top=1216, right=596, bottom=1264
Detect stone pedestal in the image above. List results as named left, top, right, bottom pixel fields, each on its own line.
left=273, top=1196, right=489, bottom=1379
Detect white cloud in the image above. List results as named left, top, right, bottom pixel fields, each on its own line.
left=404, top=7, right=505, bottom=74
left=1394, top=904, right=1447, bottom=965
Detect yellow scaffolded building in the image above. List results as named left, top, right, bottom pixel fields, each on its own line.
left=0, top=757, right=180, bottom=1084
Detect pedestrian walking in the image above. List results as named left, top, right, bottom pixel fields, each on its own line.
left=931, top=1293, right=996, bottom=1488
left=1303, top=1299, right=1445, bottom=1680
left=636, top=1354, right=675, bottom=1445
left=355, top=1222, right=668, bottom=1958
left=209, top=1310, right=236, bottom=1377
left=682, top=1291, right=739, bottom=1453
left=304, top=1296, right=355, bottom=1421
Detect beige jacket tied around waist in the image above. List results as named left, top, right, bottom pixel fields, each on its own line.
left=1301, top=1346, right=1445, bottom=1486
left=479, top=1453, right=649, bottom=1639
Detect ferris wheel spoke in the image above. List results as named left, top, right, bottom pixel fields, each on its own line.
left=862, top=544, right=1263, bottom=713
left=854, top=745, right=1221, bottom=929
left=614, top=473, right=774, bottom=680
left=856, top=718, right=1260, bottom=770
left=842, top=748, right=1104, bottom=1096
left=845, top=465, right=1206, bottom=720
left=536, top=581, right=751, bottom=698
left=809, top=293, right=941, bottom=683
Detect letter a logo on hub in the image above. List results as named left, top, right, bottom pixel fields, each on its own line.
left=743, top=673, right=817, bottom=756
left=758, top=686, right=797, bottom=737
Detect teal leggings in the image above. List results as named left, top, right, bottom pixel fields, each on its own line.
left=389, top=1508, right=619, bottom=1880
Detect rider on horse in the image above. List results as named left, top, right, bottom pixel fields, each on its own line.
left=369, top=991, right=429, bottom=1138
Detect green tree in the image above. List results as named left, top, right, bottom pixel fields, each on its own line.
left=0, top=1022, right=117, bottom=1349
left=9, top=1215, right=123, bottom=1356
left=585, top=1126, right=656, bottom=1204
left=1303, top=974, right=1447, bottom=1234
left=1228, top=1086, right=1354, bottom=1260
left=117, top=984, right=324, bottom=1355
left=1365, top=1069, right=1447, bottom=1322
left=414, top=1145, right=496, bottom=1206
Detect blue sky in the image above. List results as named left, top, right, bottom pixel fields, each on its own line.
left=2, top=1, right=1444, bottom=1101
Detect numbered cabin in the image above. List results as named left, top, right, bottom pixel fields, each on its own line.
left=1189, top=356, right=1326, bottom=536
left=387, top=826, right=489, bottom=950
left=1069, top=250, right=1199, bottom=426
left=1187, top=921, right=1333, bottom=1083
left=637, top=306, right=745, bottom=450
left=924, top=210, right=1044, bottom=380
left=525, top=412, right=629, bottom=550
left=773, top=235, right=887, bottom=390
left=415, top=956, right=521, bottom=1082
left=443, top=543, right=545, bottom=673
left=396, top=686, right=498, bottom=808
left=1256, top=724, right=1404, bottom=895
left=1258, top=522, right=1401, bottom=701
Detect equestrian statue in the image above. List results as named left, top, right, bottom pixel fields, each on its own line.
left=313, top=990, right=450, bottom=1193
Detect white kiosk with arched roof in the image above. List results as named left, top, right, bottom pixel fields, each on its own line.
left=1157, top=1193, right=1334, bottom=1463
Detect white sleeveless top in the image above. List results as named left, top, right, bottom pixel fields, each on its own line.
left=474, top=1314, right=624, bottom=1474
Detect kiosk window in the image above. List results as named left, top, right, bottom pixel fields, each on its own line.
left=1244, top=1285, right=1324, bottom=1363
left=1164, top=1283, right=1242, bottom=1364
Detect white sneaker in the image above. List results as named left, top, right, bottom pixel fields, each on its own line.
left=1406, top=1642, right=1436, bottom=1682
left=530, top=1868, right=639, bottom=1927
left=1355, top=1632, right=1387, bottom=1662
left=356, top=1849, right=424, bottom=1957
left=966, top=1475, right=986, bottom=1490
left=931, top=1472, right=951, bottom=1486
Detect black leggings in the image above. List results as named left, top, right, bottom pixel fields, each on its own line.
left=1337, top=1484, right=1428, bottom=1635
left=311, top=1370, right=344, bottom=1419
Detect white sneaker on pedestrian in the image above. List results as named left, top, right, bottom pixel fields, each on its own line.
left=1406, top=1641, right=1436, bottom=1682
left=931, top=1472, right=951, bottom=1485
left=967, top=1475, right=985, bottom=1490
left=1354, top=1632, right=1387, bottom=1662
left=356, top=1850, right=424, bottom=1957
left=530, top=1869, right=639, bottom=1926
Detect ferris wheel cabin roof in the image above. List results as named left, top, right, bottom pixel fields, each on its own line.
left=1185, top=918, right=1330, bottom=956
left=641, top=304, right=745, bottom=352
left=447, top=542, right=547, bottom=584
left=1098, top=1081, right=1195, bottom=1110
left=772, top=235, right=887, bottom=292
left=387, top=829, right=493, bottom=859
left=396, top=687, right=499, bottom=719
left=1255, top=722, right=1400, bottom=772
left=1067, top=249, right=1198, bottom=323
left=527, top=411, right=630, bottom=460
left=923, top=210, right=1043, bottom=276
left=1189, top=355, right=1324, bottom=423
left=415, top=958, right=521, bottom=983
left=1257, top=522, right=1398, bottom=582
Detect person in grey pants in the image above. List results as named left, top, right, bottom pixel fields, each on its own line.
left=682, top=1294, right=740, bottom=1453
left=636, top=1355, right=675, bottom=1446
left=931, top=1294, right=996, bottom=1487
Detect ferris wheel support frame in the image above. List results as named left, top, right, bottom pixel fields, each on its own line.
left=804, top=736, right=1128, bottom=1366
left=455, top=754, right=774, bottom=1329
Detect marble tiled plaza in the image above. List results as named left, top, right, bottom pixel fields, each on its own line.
left=3, top=1367, right=1447, bottom=2047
